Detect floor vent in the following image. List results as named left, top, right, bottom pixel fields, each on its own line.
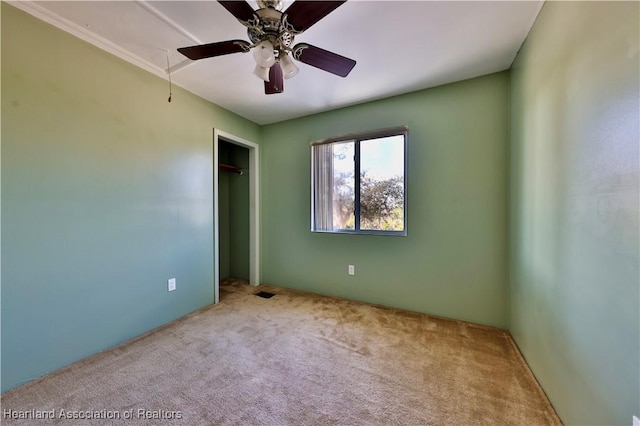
left=255, top=291, right=276, bottom=299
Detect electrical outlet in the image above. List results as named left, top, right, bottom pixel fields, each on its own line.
left=168, top=278, right=176, bottom=292
left=348, top=265, right=355, bottom=275
left=633, top=415, right=640, bottom=426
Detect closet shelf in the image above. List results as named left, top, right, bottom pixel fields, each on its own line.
left=219, top=163, right=243, bottom=175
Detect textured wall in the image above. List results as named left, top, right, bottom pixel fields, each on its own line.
left=1, top=4, right=260, bottom=392
left=261, top=72, right=510, bottom=328
left=509, top=2, right=639, bottom=424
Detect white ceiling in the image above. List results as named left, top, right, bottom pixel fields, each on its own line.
left=11, top=0, right=543, bottom=125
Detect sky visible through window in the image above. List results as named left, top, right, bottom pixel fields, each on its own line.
left=332, top=135, right=404, bottom=178
left=313, top=131, right=406, bottom=234
left=361, top=136, right=404, bottom=179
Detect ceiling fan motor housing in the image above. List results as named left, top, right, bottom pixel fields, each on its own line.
left=257, top=0, right=283, bottom=10
left=248, top=7, right=296, bottom=56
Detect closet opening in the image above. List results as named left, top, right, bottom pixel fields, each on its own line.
left=213, top=129, right=260, bottom=303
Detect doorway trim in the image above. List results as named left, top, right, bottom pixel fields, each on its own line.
left=213, top=129, right=260, bottom=303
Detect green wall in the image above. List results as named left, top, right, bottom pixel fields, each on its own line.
left=1, top=4, right=260, bottom=392
left=261, top=72, right=509, bottom=328
left=5, top=2, right=637, bottom=421
left=509, top=2, right=639, bottom=425
left=228, top=145, right=250, bottom=280
left=218, top=140, right=250, bottom=281
left=218, top=142, right=231, bottom=279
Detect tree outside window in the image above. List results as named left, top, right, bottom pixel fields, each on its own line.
left=312, top=127, right=407, bottom=236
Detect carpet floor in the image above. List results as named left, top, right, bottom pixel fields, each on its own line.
left=2, top=279, right=561, bottom=425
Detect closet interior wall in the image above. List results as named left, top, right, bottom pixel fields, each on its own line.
left=218, top=140, right=250, bottom=281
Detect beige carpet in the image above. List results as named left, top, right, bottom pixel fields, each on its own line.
left=2, top=279, right=561, bottom=425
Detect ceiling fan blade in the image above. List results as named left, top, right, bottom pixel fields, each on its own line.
left=265, top=64, right=284, bottom=94
left=292, top=43, right=356, bottom=77
left=178, top=40, right=251, bottom=61
left=283, top=1, right=346, bottom=33
left=218, top=1, right=256, bottom=23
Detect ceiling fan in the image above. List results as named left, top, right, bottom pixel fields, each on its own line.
left=177, top=0, right=356, bottom=94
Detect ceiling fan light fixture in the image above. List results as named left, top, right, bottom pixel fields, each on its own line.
left=178, top=0, right=355, bottom=95
left=252, top=40, right=276, bottom=68
left=279, top=53, right=299, bottom=79
left=253, top=64, right=271, bottom=82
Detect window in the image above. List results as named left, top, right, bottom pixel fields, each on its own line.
left=311, top=126, right=407, bottom=235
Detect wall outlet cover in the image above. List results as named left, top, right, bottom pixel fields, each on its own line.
left=168, top=278, right=176, bottom=292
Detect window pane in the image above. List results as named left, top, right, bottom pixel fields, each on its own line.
left=312, top=141, right=354, bottom=231
left=359, top=135, right=405, bottom=231
left=331, top=142, right=355, bottom=230
left=312, top=127, right=407, bottom=235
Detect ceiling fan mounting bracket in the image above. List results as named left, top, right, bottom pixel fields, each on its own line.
left=280, top=14, right=303, bottom=36
left=233, top=41, right=252, bottom=53
left=292, top=43, right=308, bottom=61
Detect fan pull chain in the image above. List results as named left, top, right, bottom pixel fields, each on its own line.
left=166, top=51, right=173, bottom=103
